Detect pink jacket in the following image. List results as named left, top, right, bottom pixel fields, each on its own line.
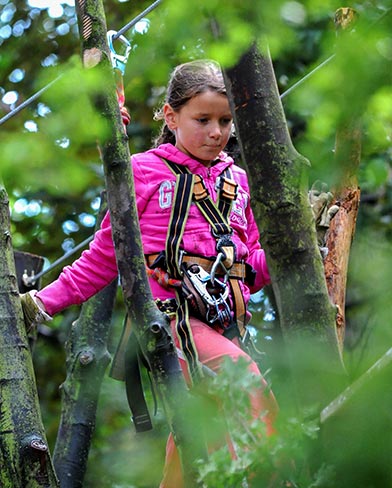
left=37, top=143, right=270, bottom=316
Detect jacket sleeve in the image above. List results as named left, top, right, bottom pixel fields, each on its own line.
left=245, top=204, right=271, bottom=293
left=237, top=171, right=271, bottom=293
left=36, top=211, right=118, bottom=316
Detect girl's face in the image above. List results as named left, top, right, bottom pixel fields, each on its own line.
left=164, top=90, right=233, bottom=167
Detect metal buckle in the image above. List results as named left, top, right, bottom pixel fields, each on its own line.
left=215, top=175, right=238, bottom=201
left=210, top=233, right=235, bottom=285
left=206, top=295, right=231, bottom=326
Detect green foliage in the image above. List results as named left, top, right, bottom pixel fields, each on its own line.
left=1, top=0, right=392, bottom=486
left=365, top=86, right=392, bottom=154
left=193, top=357, right=328, bottom=488
left=83, top=373, right=167, bottom=488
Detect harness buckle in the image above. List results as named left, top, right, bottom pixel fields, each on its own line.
left=211, top=233, right=236, bottom=282
left=215, top=175, right=238, bottom=201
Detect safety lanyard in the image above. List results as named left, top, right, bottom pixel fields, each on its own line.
left=107, top=30, right=131, bottom=128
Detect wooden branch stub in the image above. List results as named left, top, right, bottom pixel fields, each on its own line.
left=325, top=186, right=361, bottom=344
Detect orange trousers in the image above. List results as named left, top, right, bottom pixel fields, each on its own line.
left=159, top=317, right=278, bottom=488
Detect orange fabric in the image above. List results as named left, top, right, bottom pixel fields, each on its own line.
left=160, top=433, right=184, bottom=488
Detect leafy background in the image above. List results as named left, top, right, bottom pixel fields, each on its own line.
left=1, top=0, right=392, bottom=486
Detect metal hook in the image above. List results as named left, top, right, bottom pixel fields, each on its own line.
left=210, top=252, right=229, bottom=286
left=107, top=30, right=131, bottom=75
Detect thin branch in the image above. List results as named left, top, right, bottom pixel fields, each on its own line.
left=320, top=347, right=392, bottom=423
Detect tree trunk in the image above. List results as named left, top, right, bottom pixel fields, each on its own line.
left=0, top=184, right=59, bottom=487
left=223, top=42, right=346, bottom=406
left=52, top=194, right=117, bottom=487
left=73, top=1, right=205, bottom=485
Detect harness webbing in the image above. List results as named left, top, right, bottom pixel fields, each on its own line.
left=193, top=175, right=232, bottom=236
left=162, top=158, right=248, bottom=382
left=165, top=171, right=202, bottom=382
left=174, top=289, right=203, bottom=383
left=166, top=160, right=234, bottom=238
left=166, top=173, right=194, bottom=280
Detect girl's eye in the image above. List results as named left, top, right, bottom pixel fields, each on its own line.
left=197, top=118, right=208, bottom=124
left=221, top=118, right=232, bottom=126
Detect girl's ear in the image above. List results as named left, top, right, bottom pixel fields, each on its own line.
left=163, top=103, right=177, bottom=131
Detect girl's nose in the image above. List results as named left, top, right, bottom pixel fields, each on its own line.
left=209, top=123, right=222, bottom=139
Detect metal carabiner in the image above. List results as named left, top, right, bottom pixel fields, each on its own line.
left=210, top=252, right=229, bottom=285
left=107, top=30, right=131, bottom=75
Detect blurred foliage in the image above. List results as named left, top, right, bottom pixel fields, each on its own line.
left=1, top=0, right=392, bottom=486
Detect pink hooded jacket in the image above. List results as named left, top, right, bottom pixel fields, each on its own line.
left=37, top=143, right=270, bottom=316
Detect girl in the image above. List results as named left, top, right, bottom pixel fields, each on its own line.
left=22, top=60, right=278, bottom=487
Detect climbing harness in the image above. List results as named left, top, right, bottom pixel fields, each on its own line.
left=145, top=159, right=255, bottom=382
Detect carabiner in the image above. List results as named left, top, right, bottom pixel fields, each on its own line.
left=107, top=30, right=131, bottom=75
left=210, top=252, right=229, bottom=285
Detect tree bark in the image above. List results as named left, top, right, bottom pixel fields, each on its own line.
left=73, top=1, right=204, bottom=485
left=324, top=120, right=361, bottom=351
left=0, top=184, right=59, bottom=487
left=52, top=194, right=117, bottom=488
left=324, top=7, right=362, bottom=351
left=223, top=42, right=346, bottom=406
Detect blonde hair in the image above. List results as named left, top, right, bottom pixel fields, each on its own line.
left=154, top=60, right=226, bottom=146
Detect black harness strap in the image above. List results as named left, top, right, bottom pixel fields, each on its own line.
left=166, top=172, right=194, bottom=280
left=174, top=289, right=203, bottom=383
left=110, top=316, right=153, bottom=433
left=166, top=160, right=234, bottom=236
left=216, top=175, right=238, bottom=216
left=193, top=175, right=232, bottom=237
left=166, top=171, right=202, bottom=382
left=124, top=330, right=153, bottom=432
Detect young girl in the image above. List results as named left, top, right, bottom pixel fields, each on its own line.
left=22, top=60, right=278, bottom=487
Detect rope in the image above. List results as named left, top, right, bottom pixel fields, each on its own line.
left=1, top=6, right=391, bottom=127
